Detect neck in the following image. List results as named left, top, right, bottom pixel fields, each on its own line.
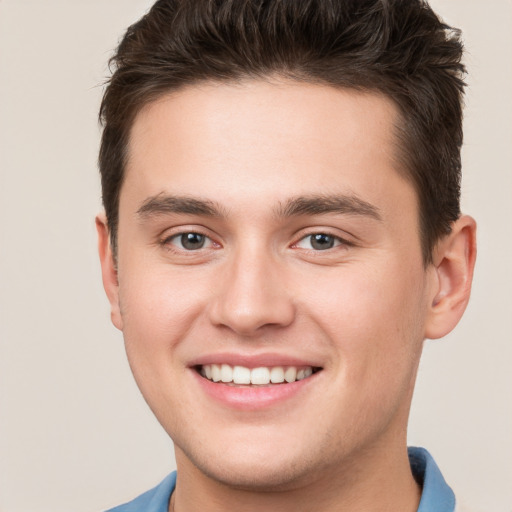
left=170, top=442, right=421, bottom=512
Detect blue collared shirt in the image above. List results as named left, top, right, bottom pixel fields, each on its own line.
left=106, top=447, right=455, bottom=512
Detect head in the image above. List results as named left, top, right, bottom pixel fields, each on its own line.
left=99, top=0, right=466, bottom=265
left=96, top=0, right=476, bottom=494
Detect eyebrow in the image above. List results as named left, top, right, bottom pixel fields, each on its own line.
left=275, top=194, right=382, bottom=220
left=136, top=193, right=381, bottom=221
left=137, top=194, right=227, bottom=219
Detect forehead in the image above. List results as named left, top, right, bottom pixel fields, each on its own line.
left=124, top=79, right=414, bottom=217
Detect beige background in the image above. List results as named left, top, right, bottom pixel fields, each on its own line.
left=0, top=1, right=511, bottom=511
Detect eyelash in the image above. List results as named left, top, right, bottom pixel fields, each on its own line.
left=160, top=230, right=352, bottom=253
left=160, top=231, right=218, bottom=252
left=292, top=232, right=352, bottom=251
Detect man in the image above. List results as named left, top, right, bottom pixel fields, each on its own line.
left=96, top=1, right=476, bottom=511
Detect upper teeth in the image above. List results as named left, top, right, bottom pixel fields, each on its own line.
left=200, top=364, right=314, bottom=385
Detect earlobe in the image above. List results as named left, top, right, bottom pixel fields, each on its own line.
left=95, top=213, right=123, bottom=331
left=425, top=215, right=477, bottom=339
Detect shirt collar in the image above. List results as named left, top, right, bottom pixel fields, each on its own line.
left=409, top=446, right=455, bottom=512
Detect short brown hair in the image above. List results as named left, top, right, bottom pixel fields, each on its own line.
left=99, top=0, right=466, bottom=263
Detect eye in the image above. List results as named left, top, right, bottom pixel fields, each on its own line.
left=295, top=233, right=343, bottom=251
left=167, top=232, right=213, bottom=251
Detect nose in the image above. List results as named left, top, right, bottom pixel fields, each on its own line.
left=208, top=245, right=296, bottom=336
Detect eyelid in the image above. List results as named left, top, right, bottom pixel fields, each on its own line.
left=159, top=226, right=221, bottom=251
left=294, top=234, right=340, bottom=250
left=168, top=233, right=213, bottom=250
left=291, top=229, right=354, bottom=250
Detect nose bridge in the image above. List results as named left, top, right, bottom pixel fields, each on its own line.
left=209, top=238, right=295, bottom=335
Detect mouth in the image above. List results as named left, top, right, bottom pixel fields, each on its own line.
left=196, top=364, right=322, bottom=386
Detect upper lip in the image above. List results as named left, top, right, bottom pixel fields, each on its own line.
left=188, top=352, right=324, bottom=369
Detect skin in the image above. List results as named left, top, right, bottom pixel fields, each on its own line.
left=97, top=79, right=476, bottom=512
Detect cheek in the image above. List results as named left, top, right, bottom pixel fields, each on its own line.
left=303, top=261, right=427, bottom=384
left=116, top=268, right=206, bottom=425
left=313, top=270, right=425, bottom=444
left=120, top=261, right=204, bottom=325
left=116, top=264, right=211, bottom=380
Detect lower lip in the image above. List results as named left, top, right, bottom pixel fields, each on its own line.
left=191, top=370, right=320, bottom=410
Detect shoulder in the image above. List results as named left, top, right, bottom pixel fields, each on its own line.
left=105, top=472, right=176, bottom=512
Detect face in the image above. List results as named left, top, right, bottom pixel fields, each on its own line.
left=101, top=80, right=440, bottom=490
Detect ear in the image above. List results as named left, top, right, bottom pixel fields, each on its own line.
left=424, top=215, right=477, bottom=339
left=96, top=213, right=123, bottom=331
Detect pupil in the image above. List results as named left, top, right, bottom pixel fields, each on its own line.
left=181, top=233, right=205, bottom=250
left=311, top=233, right=334, bottom=250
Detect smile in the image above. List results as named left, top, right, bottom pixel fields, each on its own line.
left=198, top=364, right=320, bottom=385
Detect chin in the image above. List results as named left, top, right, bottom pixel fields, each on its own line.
left=175, top=431, right=336, bottom=492
left=195, top=454, right=316, bottom=491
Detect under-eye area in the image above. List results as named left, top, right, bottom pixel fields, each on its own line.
left=196, top=364, right=322, bottom=386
